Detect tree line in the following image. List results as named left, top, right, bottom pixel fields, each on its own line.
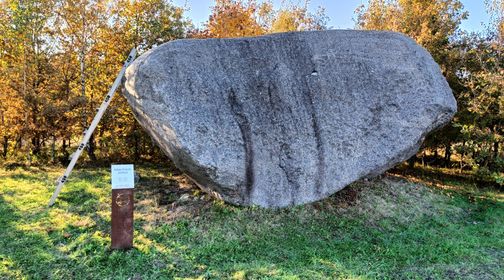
left=0, top=0, right=502, bottom=185
left=0, top=0, right=189, bottom=165
left=356, top=0, right=503, bottom=186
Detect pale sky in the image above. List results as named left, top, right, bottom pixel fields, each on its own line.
left=173, top=0, right=491, bottom=33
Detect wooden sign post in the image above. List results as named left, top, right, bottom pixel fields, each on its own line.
left=111, top=164, right=135, bottom=249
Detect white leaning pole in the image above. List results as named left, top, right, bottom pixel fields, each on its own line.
left=48, top=48, right=137, bottom=207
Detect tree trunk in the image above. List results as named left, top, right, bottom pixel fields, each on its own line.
left=61, top=139, right=70, bottom=165
left=87, top=134, right=97, bottom=161
left=31, top=136, right=41, bottom=156
left=1, top=111, right=6, bottom=160
left=408, top=154, right=417, bottom=169
left=62, top=139, right=67, bottom=155
left=51, top=135, right=56, bottom=163
left=134, top=123, right=140, bottom=161
left=2, top=136, right=8, bottom=160
left=15, top=135, right=22, bottom=151
left=80, top=54, right=87, bottom=134
left=460, top=141, right=465, bottom=173
left=444, top=144, right=451, bottom=167
left=27, top=143, right=31, bottom=165
left=493, top=141, right=499, bottom=160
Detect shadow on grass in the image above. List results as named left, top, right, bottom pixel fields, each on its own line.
left=0, top=195, right=73, bottom=279
left=0, top=187, right=171, bottom=279
left=391, top=164, right=502, bottom=190
left=148, top=197, right=504, bottom=279
left=40, top=169, right=210, bottom=278
left=2, top=166, right=503, bottom=279
left=0, top=172, right=48, bottom=183
left=59, top=187, right=99, bottom=206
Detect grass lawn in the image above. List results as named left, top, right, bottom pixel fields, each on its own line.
left=0, top=164, right=503, bottom=279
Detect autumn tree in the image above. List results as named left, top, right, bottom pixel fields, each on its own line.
left=195, top=0, right=327, bottom=38
left=267, top=2, right=327, bottom=33
left=53, top=0, right=110, bottom=161
left=0, top=0, right=59, bottom=163
left=0, top=0, right=190, bottom=165
left=205, top=0, right=265, bottom=38
left=97, top=0, right=189, bottom=161
left=458, top=35, right=503, bottom=171
left=486, top=0, right=503, bottom=37
left=453, top=0, right=504, bottom=183
left=112, top=0, right=188, bottom=51
left=0, top=2, right=17, bottom=159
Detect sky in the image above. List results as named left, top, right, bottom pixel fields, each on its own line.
left=173, top=0, right=492, bottom=33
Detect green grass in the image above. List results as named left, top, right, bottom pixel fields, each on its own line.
left=0, top=165, right=503, bottom=279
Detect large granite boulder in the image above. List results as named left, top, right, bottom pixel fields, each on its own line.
left=124, top=30, right=456, bottom=208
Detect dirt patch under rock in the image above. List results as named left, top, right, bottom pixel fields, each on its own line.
left=335, top=175, right=464, bottom=224
left=134, top=173, right=214, bottom=229
left=133, top=171, right=463, bottom=229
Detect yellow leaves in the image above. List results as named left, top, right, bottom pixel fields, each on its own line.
left=272, top=10, right=299, bottom=33
left=201, top=0, right=326, bottom=39
left=271, top=7, right=313, bottom=33
left=0, top=70, right=24, bottom=137
left=7, top=0, right=18, bottom=12
left=257, top=1, right=274, bottom=25
left=112, top=0, right=188, bottom=50
left=499, top=19, right=504, bottom=41
left=0, top=0, right=191, bottom=162
left=356, top=0, right=467, bottom=51
left=207, top=0, right=265, bottom=38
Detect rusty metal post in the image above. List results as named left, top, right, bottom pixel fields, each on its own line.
left=111, top=189, right=134, bottom=249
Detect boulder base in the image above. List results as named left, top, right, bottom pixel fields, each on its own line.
left=124, top=30, right=456, bottom=207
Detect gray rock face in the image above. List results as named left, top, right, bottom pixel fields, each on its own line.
left=124, top=30, right=456, bottom=208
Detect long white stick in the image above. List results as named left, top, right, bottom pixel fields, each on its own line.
left=48, top=48, right=137, bottom=206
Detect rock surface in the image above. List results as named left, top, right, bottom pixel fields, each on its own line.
left=124, top=30, right=456, bottom=208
